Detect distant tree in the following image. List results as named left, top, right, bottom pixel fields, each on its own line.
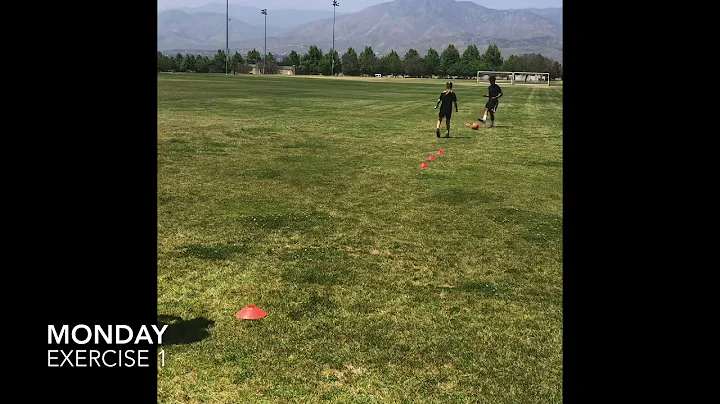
left=230, top=52, right=244, bottom=69
left=282, top=50, right=300, bottom=67
left=211, top=50, right=227, bottom=73
left=246, top=49, right=261, bottom=64
left=168, top=56, right=178, bottom=72
left=341, top=47, right=360, bottom=76
left=383, top=50, right=403, bottom=76
left=403, top=48, right=423, bottom=77
left=300, top=45, right=323, bottom=74
left=174, top=53, right=184, bottom=71
left=461, top=45, right=481, bottom=63
left=359, top=46, right=377, bottom=75
left=195, top=56, right=210, bottom=73
left=320, top=49, right=341, bottom=75
left=423, top=48, right=441, bottom=77
left=262, top=52, right=279, bottom=74
left=481, top=44, right=504, bottom=71
left=181, top=54, right=196, bottom=72
left=157, top=52, right=172, bottom=72
left=440, top=44, right=460, bottom=76
left=503, top=54, right=520, bottom=72
left=550, top=60, right=562, bottom=80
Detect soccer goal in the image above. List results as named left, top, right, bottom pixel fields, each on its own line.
left=476, top=71, right=514, bottom=85
left=476, top=71, right=551, bottom=86
left=512, top=71, right=550, bottom=86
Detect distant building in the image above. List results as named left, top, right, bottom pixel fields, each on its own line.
left=238, top=64, right=296, bottom=75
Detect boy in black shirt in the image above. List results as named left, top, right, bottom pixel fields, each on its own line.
left=479, top=75, right=503, bottom=128
left=435, top=82, right=458, bottom=138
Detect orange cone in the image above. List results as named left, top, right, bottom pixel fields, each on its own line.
left=235, top=305, right=267, bottom=320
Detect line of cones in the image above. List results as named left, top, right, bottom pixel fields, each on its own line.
left=419, top=150, right=445, bottom=168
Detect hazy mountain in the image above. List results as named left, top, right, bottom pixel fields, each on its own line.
left=523, top=7, right=562, bottom=27
left=158, top=0, right=563, bottom=63
left=177, top=3, right=351, bottom=32
left=158, top=9, right=285, bottom=50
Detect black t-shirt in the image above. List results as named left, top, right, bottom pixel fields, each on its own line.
left=439, top=91, right=457, bottom=112
left=488, top=84, right=502, bottom=101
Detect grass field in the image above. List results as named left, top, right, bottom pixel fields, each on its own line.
left=157, top=73, right=563, bottom=403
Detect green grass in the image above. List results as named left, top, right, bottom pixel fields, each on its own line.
left=157, top=73, right=563, bottom=404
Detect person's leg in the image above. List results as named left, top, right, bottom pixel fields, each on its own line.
left=445, top=116, right=451, bottom=137
left=436, top=116, right=443, bottom=137
left=480, top=105, right=489, bottom=124
left=489, top=103, right=498, bottom=127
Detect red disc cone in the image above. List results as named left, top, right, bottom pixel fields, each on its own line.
left=235, top=305, right=267, bottom=320
left=419, top=162, right=429, bottom=168
left=427, top=155, right=436, bottom=161
left=436, top=150, right=445, bottom=155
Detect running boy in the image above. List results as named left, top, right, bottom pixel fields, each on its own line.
left=479, top=75, right=502, bottom=128
left=434, top=81, right=458, bottom=138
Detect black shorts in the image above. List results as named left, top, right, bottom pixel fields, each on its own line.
left=439, top=110, right=452, bottom=119
left=485, top=100, right=499, bottom=112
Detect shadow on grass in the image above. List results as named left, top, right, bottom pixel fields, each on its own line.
left=157, top=315, right=214, bottom=346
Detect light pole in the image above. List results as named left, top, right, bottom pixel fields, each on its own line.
left=261, top=9, right=267, bottom=74
left=226, top=0, right=229, bottom=74
left=332, top=1, right=339, bottom=77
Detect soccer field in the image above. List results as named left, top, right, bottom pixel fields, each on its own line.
left=157, top=73, right=563, bottom=403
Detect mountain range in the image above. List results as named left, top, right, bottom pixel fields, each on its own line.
left=158, top=0, right=563, bottom=63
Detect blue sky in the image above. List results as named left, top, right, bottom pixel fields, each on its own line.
left=158, top=0, right=563, bottom=13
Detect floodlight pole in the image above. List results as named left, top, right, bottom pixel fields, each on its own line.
left=261, top=9, right=267, bottom=74
left=332, top=1, right=339, bottom=76
left=226, top=0, right=229, bottom=74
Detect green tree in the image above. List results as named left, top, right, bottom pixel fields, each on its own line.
left=383, top=50, right=403, bottom=76
left=481, top=44, right=504, bottom=71
left=461, top=45, right=481, bottom=63
left=359, top=46, right=377, bottom=75
left=157, top=52, right=172, bottom=72
left=341, top=47, right=360, bottom=76
left=230, top=52, right=244, bottom=71
left=403, top=48, right=423, bottom=77
left=181, top=54, right=196, bottom=72
left=458, top=45, right=481, bottom=77
left=440, top=44, right=460, bottom=76
left=503, top=54, right=520, bottom=72
left=300, top=45, right=323, bottom=74
left=262, top=53, right=279, bottom=74
left=282, top=50, right=300, bottom=67
left=195, top=56, right=210, bottom=73
left=320, top=49, right=341, bottom=76
left=211, top=49, right=227, bottom=73
left=423, top=48, right=441, bottom=77
left=246, top=49, right=261, bottom=64
left=550, top=61, right=562, bottom=80
left=174, top=53, right=184, bottom=71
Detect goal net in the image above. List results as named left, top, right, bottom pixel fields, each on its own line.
left=476, top=71, right=550, bottom=86
left=476, top=71, right=514, bottom=85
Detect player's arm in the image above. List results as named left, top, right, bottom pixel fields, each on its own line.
left=453, top=95, right=458, bottom=112
left=435, top=96, right=441, bottom=109
left=492, top=89, right=503, bottom=100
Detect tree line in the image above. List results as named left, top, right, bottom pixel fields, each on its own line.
left=158, top=43, right=562, bottom=80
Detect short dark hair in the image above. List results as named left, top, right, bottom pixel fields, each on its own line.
left=446, top=81, right=453, bottom=89
left=489, top=76, right=496, bottom=82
